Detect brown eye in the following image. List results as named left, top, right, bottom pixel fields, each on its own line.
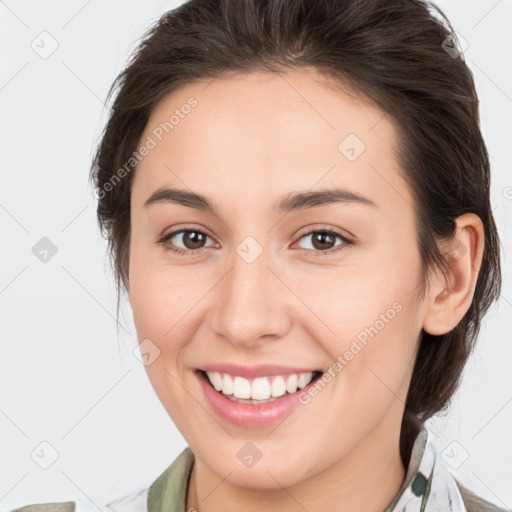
left=310, top=231, right=337, bottom=250
left=157, top=229, right=216, bottom=256
left=178, top=230, right=208, bottom=249
left=294, top=229, right=353, bottom=255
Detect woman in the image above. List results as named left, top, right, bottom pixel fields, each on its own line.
left=12, top=0, right=507, bottom=511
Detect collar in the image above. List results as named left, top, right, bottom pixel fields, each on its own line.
left=385, top=422, right=467, bottom=511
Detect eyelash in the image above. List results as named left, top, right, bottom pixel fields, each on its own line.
left=155, top=227, right=354, bottom=257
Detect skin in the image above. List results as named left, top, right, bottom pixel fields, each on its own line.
left=128, top=68, right=484, bottom=512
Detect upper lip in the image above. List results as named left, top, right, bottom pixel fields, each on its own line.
left=197, top=363, right=322, bottom=379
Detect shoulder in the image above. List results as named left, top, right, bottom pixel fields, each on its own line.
left=7, top=503, right=76, bottom=512
left=455, top=479, right=511, bottom=512
left=5, top=448, right=194, bottom=512
left=6, top=486, right=150, bottom=512
left=147, top=446, right=195, bottom=510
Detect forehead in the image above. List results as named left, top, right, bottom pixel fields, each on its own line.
left=131, top=69, right=412, bottom=216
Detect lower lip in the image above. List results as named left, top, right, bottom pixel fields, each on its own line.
left=195, top=370, right=321, bottom=428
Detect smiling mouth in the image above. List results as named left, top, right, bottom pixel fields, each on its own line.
left=197, top=369, right=324, bottom=403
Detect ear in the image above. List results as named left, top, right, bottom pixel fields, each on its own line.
left=422, top=213, right=485, bottom=336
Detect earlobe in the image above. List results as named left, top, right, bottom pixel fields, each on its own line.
left=422, top=213, right=485, bottom=336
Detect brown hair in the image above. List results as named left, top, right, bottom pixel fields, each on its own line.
left=90, top=0, right=501, bottom=458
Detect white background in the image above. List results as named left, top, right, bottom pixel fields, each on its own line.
left=1, top=1, right=511, bottom=510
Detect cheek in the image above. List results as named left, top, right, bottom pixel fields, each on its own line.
left=128, top=258, right=197, bottom=426
left=296, top=254, right=422, bottom=392
left=128, top=237, right=200, bottom=341
left=129, top=275, right=194, bottom=351
left=289, top=264, right=411, bottom=342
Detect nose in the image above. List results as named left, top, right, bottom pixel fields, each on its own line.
left=208, top=244, right=291, bottom=348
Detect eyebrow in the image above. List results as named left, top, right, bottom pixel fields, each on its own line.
left=143, top=186, right=378, bottom=213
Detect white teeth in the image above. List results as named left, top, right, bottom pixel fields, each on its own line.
left=297, top=373, right=312, bottom=389
left=271, top=376, right=286, bottom=397
left=205, top=371, right=317, bottom=401
left=209, top=371, right=223, bottom=391
left=222, top=374, right=234, bottom=395
left=251, top=377, right=271, bottom=400
left=285, top=373, right=298, bottom=394
left=233, top=376, right=251, bottom=399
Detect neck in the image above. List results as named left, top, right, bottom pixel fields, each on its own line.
left=186, top=411, right=413, bottom=512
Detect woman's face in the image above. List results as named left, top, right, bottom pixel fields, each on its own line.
left=128, top=69, right=428, bottom=488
